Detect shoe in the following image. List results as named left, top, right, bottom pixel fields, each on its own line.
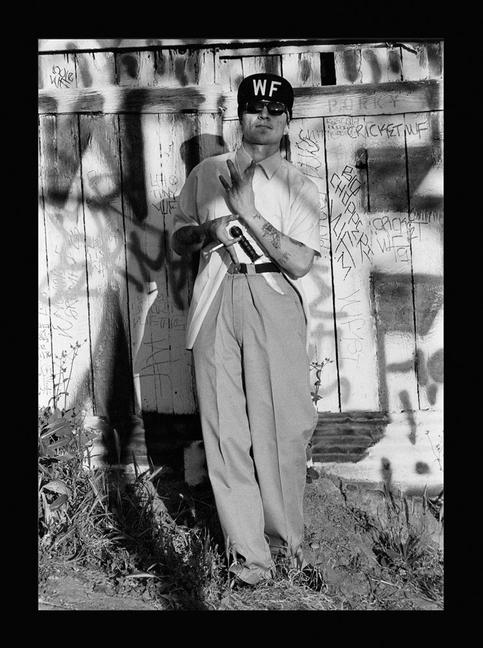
left=229, top=563, right=273, bottom=587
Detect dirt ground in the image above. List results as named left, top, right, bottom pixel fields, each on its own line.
left=38, top=471, right=443, bottom=611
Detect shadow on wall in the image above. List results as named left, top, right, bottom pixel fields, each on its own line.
left=96, top=131, right=235, bottom=468
left=39, top=89, right=213, bottom=469
left=371, top=271, right=443, bottom=443
left=40, top=86, right=443, bottom=472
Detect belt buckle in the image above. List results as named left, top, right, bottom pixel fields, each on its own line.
left=246, top=264, right=256, bottom=275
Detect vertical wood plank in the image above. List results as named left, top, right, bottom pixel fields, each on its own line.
left=324, top=115, right=379, bottom=411
left=217, top=56, right=244, bottom=90
left=426, top=42, right=443, bottom=79
left=38, top=114, right=93, bottom=413
left=405, top=111, right=443, bottom=412
left=38, top=125, right=54, bottom=407
left=157, top=113, right=198, bottom=413
left=334, top=48, right=362, bottom=85
left=360, top=46, right=402, bottom=84
left=78, top=114, right=134, bottom=420
left=193, top=48, right=216, bottom=85
left=365, top=114, right=419, bottom=415
left=117, top=50, right=158, bottom=86
left=154, top=48, right=216, bottom=86
left=38, top=53, right=77, bottom=90
left=288, top=117, right=339, bottom=412
left=221, top=118, right=242, bottom=152
left=400, top=43, right=429, bottom=81
left=197, top=112, right=228, bottom=161
left=74, top=51, right=116, bottom=88
left=281, top=51, right=321, bottom=86
left=119, top=113, right=169, bottom=413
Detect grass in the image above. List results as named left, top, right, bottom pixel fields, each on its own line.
left=38, top=406, right=443, bottom=611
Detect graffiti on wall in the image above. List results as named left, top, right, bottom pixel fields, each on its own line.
left=38, top=45, right=443, bottom=486
left=371, top=271, right=443, bottom=441
left=329, top=163, right=374, bottom=279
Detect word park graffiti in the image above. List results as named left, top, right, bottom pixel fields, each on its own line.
left=326, top=93, right=400, bottom=116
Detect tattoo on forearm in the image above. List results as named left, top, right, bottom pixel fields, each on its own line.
left=262, top=222, right=281, bottom=249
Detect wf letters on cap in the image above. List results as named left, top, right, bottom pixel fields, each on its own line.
left=237, top=73, right=294, bottom=117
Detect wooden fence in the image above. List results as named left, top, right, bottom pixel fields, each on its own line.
left=38, top=39, right=443, bottom=489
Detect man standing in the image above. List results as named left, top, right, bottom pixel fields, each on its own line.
left=172, top=73, right=321, bottom=586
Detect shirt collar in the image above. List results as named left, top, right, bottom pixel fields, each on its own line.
left=235, top=144, right=283, bottom=180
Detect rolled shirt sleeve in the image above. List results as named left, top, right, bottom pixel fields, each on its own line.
left=171, top=169, right=200, bottom=236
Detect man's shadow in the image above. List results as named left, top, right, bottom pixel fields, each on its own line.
left=139, top=132, right=228, bottom=474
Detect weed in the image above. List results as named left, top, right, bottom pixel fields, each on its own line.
left=39, top=347, right=442, bottom=611
left=310, top=355, right=333, bottom=406
left=348, top=483, right=443, bottom=603
left=306, top=356, right=333, bottom=483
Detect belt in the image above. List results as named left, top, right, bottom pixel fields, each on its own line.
left=230, top=262, right=280, bottom=274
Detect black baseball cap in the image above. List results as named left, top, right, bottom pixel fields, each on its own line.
left=237, top=73, right=294, bottom=119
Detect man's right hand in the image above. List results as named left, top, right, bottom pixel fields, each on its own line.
left=172, top=215, right=241, bottom=261
left=203, top=215, right=241, bottom=265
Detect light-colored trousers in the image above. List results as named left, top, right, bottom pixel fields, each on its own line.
left=192, top=269, right=317, bottom=571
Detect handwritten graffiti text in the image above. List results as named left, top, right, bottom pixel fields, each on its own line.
left=330, top=165, right=374, bottom=279
left=49, top=66, right=75, bottom=89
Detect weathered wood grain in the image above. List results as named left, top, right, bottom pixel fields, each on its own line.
left=324, top=115, right=380, bottom=411
left=78, top=114, right=134, bottom=419
left=119, top=113, right=170, bottom=413
left=157, top=114, right=198, bottom=414
left=38, top=130, right=54, bottom=407
left=365, top=113, right=419, bottom=415
left=287, top=80, right=442, bottom=119
left=288, top=117, right=339, bottom=412
left=38, top=53, right=77, bottom=90
left=282, top=51, right=321, bottom=87
left=216, top=43, right=417, bottom=57
left=38, top=114, right=93, bottom=412
left=38, top=39, right=312, bottom=52
left=401, top=43, right=430, bottom=81
left=405, top=111, right=443, bottom=412
left=154, top=48, right=216, bottom=86
left=360, top=46, right=402, bottom=84
left=38, top=85, right=223, bottom=114
left=38, top=79, right=442, bottom=118
left=334, top=47, right=362, bottom=85
left=117, top=50, right=158, bottom=87
left=74, top=50, right=116, bottom=87
left=39, top=39, right=393, bottom=54
left=217, top=56, right=244, bottom=90
left=222, top=118, right=243, bottom=152
left=241, top=55, right=282, bottom=77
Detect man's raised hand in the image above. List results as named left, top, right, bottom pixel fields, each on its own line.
left=219, top=160, right=257, bottom=219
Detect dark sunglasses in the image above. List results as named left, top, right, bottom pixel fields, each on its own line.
left=244, top=99, right=287, bottom=116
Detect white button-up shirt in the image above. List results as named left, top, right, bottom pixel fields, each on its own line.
left=172, top=144, right=321, bottom=349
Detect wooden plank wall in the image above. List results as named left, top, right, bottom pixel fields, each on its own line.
left=38, top=40, right=443, bottom=485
